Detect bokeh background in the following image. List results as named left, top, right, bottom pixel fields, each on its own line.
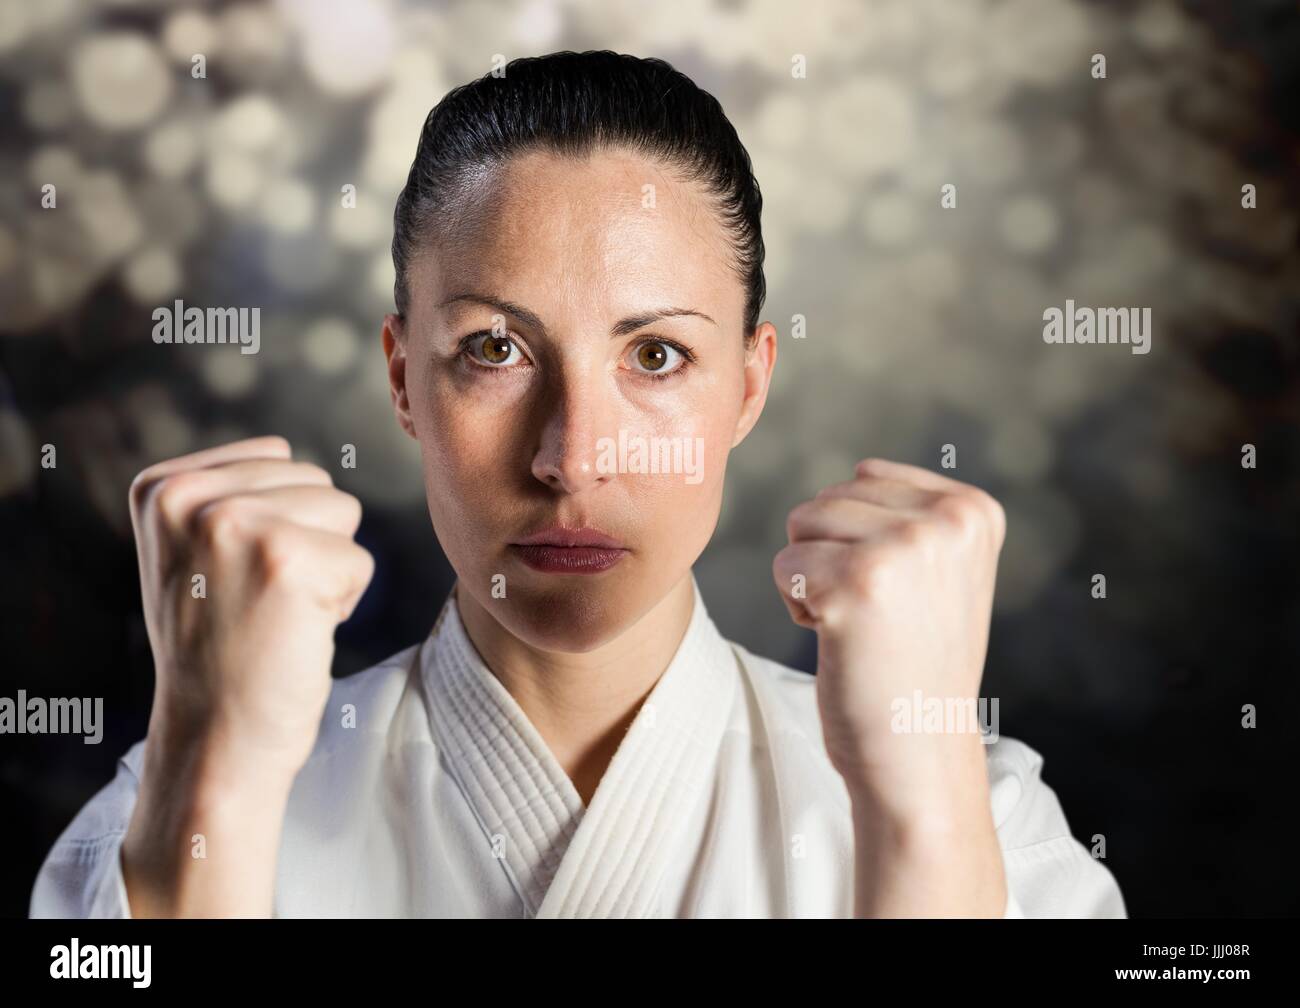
left=3, top=0, right=1298, bottom=918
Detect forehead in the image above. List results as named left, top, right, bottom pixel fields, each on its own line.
left=414, top=147, right=740, bottom=320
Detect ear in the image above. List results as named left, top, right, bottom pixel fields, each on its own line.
left=731, top=320, right=778, bottom=448
left=382, top=314, right=417, bottom=440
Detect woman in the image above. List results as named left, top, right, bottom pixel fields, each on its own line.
left=31, top=51, right=1125, bottom=918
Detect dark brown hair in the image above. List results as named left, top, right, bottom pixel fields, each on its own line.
left=391, top=50, right=766, bottom=340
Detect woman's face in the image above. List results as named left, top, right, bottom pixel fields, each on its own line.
left=383, top=147, right=776, bottom=651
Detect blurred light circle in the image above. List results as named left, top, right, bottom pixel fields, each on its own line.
left=988, top=0, right=1091, bottom=87
left=213, top=93, right=284, bottom=152
left=288, top=0, right=396, bottom=96
left=302, top=317, right=360, bottom=375
left=123, top=246, right=181, bottom=304
left=205, top=151, right=262, bottom=210
left=988, top=419, right=1054, bottom=482
left=127, top=384, right=196, bottom=461
left=200, top=350, right=259, bottom=398
left=949, top=118, right=1025, bottom=185
left=1000, top=196, right=1060, bottom=254
left=983, top=264, right=1052, bottom=333
left=750, top=146, right=847, bottom=234
left=71, top=32, right=172, bottom=131
left=217, top=3, right=291, bottom=79
left=259, top=176, right=316, bottom=234
left=75, top=170, right=144, bottom=261
left=700, top=7, right=767, bottom=70
left=162, top=8, right=218, bottom=63
left=1039, top=122, right=1086, bottom=172
left=144, top=119, right=202, bottom=179
left=1116, top=225, right=1175, bottom=277
left=923, top=44, right=981, bottom=97
left=817, top=76, right=916, bottom=178
left=30, top=249, right=96, bottom=311
left=266, top=233, right=339, bottom=293
left=801, top=175, right=853, bottom=235
left=329, top=198, right=386, bottom=249
left=902, top=248, right=963, bottom=303
left=512, top=0, right=562, bottom=46
left=27, top=145, right=81, bottom=189
left=136, top=180, right=207, bottom=248
left=0, top=1, right=32, bottom=53
left=388, top=44, right=444, bottom=89
left=1030, top=351, right=1096, bottom=418
left=862, top=191, right=917, bottom=246
left=23, top=80, right=74, bottom=131
left=365, top=82, right=440, bottom=190
left=1133, top=1, right=1186, bottom=50
left=753, top=93, right=811, bottom=152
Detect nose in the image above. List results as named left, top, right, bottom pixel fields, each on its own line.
left=530, top=371, right=615, bottom=495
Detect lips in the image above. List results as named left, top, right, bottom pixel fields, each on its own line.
left=512, top=526, right=625, bottom=549
left=509, top=525, right=629, bottom=574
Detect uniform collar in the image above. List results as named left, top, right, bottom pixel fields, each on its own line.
left=420, top=573, right=739, bottom=917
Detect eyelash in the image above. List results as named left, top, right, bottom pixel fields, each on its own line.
left=457, top=331, right=698, bottom=381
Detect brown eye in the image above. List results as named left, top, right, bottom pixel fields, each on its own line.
left=482, top=335, right=513, bottom=364
left=468, top=332, right=523, bottom=368
left=633, top=340, right=683, bottom=373
left=637, top=342, right=667, bottom=370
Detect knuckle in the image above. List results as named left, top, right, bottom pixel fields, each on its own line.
left=785, top=499, right=817, bottom=539
left=128, top=467, right=157, bottom=508
left=299, top=462, right=334, bottom=486
left=253, top=529, right=298, bottom=581
left=932, top=491, right=980, bottom=536
left=195, top=498, right=249, bottom=546
left=340, top=491, right=363, bottom=521
left=890, top=517, right=929, bottom=548
left=152, top=473, right=199, bottom=523
left=843, top=544, right=889, bottom=599
left=982, top=492, right=1007, bottom=540
left=353, top=550, right=376, bottom=588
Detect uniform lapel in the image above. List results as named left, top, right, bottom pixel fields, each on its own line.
left=422, top=590, right=586, bottom=916
left=534, top=578, right=737, bottom=918
left=421, top=577, right=738, bottom=918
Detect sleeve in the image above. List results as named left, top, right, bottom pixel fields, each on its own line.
left=985, top=736, right=1127, bottom=919
left=29, top=739, right=147, bottom=919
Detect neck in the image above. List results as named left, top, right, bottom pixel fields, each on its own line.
left=454, top=574, right=697, bottom=806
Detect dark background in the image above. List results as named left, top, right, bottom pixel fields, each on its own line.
left=3, top=0, right=1298, bottom=918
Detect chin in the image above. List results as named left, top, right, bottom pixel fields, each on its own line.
left=493, top=579, right=648, bottom=653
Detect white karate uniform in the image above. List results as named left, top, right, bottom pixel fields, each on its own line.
left=29, top=576, right=1126, bottom=918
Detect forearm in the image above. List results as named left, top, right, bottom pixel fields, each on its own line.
left=847, top=755, right=1006, bottom=918
left=120, top=727, right=296, bottom=918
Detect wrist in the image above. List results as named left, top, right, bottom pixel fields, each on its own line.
left=124, top=740, right=295, bottom=918
left=146, top=698, right=311, bottom=792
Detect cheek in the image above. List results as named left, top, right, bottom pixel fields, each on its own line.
left=618, top=374, right=740, bottom=531
left=410, top=362, right=527, bottom=537
left=413, top=353, right=525, bottom=460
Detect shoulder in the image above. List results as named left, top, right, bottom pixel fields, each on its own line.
left=727, top=640, right=826, bottom=745
left=328, top=643, right=421, bottom=720
left=309, top=642, right=425, bottom=757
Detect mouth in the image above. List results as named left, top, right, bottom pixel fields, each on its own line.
left=509, top=525, right=630, bottom=574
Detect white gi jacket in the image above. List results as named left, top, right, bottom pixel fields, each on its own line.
left=30, top=576, right=1127, bottom=918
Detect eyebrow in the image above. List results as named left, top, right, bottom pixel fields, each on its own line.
left=436, top=292, right=716, bottom=338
